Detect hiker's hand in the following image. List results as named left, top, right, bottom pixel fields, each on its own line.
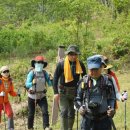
left=107, top=106, right=115, bottom=117
left=54, top=94, right=59, bottom=99
left=49, top=73, right=53, bottom=80
left=122, top=91, right=128, bottom=101
left=32, top=79, right=36, bottom=85
left=79, top=106, right=86, bottom=116
left=0, top=91, right=5, bottom=96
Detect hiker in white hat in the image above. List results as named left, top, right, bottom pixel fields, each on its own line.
left=0, top=65, right=20, bottom=130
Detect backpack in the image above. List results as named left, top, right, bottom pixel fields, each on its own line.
left=79, top=74, right=115, bottom=107
left=24, top=67, right=47, bottom=93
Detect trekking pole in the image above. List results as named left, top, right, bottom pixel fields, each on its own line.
left=34, top=83, right=37, bottom=130
left=3, top=97, right=6, bottom=130
left=76, top=109, right=78, bottom=130
left=124, top=101, right=126, bottom=130
left=122, top=90, right=128, bottom=130
left=18, top=89, right=27, bottom=130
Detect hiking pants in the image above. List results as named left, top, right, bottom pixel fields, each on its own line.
left=0, top=102, right=14, bottom=129
left=59, top=88, right=76, bottom=130
left=81, top=116, right=111, bottom=130
left=28, top=96, right=49, bottom=129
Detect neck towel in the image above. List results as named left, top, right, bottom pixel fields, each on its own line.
left=64, top=56, right=83, bottom=83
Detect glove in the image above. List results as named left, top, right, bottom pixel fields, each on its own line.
left=32, top=79, right=36, bottom=85
left=17, top=89, right=21, bottom=97
left=107, top=106, right=115, bottom=117
left=0, top=91, right=5, bottom=96
left=122, top=91, right=128, bottom=100
left=49, top=73, right=53, bottom=81
left=79, top=105, right=86, bottom=116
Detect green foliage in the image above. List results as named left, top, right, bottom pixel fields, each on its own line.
left=0, top=0, right=130, bottom=69
left=112, top=37, right=130, bottom=59
left=113, top=0, right=130, bottom=14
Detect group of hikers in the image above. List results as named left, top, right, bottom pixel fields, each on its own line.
left=0, top=44, right=128, bottom=130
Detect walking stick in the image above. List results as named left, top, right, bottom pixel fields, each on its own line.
left=3, top=97, right=6, bottom=130
left=124, top=101, right=126, bottom=130
left=34, top=83, right=37, bottom=130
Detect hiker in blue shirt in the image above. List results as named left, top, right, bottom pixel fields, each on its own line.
left=26, top=56, right=52, bottom=130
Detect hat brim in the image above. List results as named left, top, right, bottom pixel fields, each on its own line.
left=65, top=50, right=81, bottom=55
left=31, top=60, right=48, bottom=68
left=104, top=64, right=113, bottom=70
left=88, top=63, right=101, bottom=69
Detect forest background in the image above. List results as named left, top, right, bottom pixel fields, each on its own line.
left=0, top=0, right=130, bottom=130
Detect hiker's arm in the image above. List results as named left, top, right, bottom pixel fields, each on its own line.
left=45, top=72, right=53, bottom=86
left=74, top=81, right=84, bottom=110
left=9, top=83, right=17, bottom=96
left=111, top=77, right=122, bottom=101
left=80, top=61, right=86, bottom=77
left=53, top=62, right=62, bottom=94
left=25, top=71, right=34, bottom=88
left=107, top=79, right=116, bottom=109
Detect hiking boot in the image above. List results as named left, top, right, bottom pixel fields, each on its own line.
left=45, top=127, right=52, bottom=130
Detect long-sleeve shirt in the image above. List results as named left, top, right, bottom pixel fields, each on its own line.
left=0, top=77, right=17, bottom=104
left=53, top=60, right=86, bottom=94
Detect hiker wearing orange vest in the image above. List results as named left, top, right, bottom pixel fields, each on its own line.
left=0, top=66, right=20, bottom=130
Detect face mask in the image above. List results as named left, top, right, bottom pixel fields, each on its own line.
left=35, top=63, right=44, bottom=72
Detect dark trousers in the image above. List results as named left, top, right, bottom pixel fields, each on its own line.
left=28, top=97, right=49, bottom=129
left=60, top=94, right=75, bottom=118
left=81, top=116, right=111, bottom=130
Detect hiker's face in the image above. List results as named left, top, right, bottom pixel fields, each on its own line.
left=1, top=70, right=10, bottom=78
left=68, top=52, right=78, bottom=62
left=103, top=69, right=108, bottom=74
left=88, top=68, right=102, bottom=79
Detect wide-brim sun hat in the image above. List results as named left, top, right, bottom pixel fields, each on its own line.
left=65, top=45, right=81, bottom=55
left=104, top=64, right=113, bottom=70
left=31, top=56, right=48, bottom=68
left=0, top=66, right=9, bottom=73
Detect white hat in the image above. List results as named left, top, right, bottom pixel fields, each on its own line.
left=0, top=66, right=9, bottom=73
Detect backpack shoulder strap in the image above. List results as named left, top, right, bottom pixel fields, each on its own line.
left=102, top=74, right=113, bottom=94
left=80, top=75, right=90, bottom=90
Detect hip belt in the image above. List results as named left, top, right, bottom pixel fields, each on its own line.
left=59, top=85, right=76, bottom=95
left=28, top=89, right=47, bottom=94
left=85, top=112, right=108, bottom=120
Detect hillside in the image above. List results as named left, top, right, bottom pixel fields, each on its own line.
left=0, top=0, right=130, bottom=130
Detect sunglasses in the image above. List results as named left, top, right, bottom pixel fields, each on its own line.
left=3, top=70, right=9, bottom=73
left=35, top=61, right=44, bottom=64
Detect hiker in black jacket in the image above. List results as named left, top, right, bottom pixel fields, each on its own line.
left=53, top=45, right=86, bottom=130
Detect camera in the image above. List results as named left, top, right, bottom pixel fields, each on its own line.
left=88, top=102, right=100, bottom=110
